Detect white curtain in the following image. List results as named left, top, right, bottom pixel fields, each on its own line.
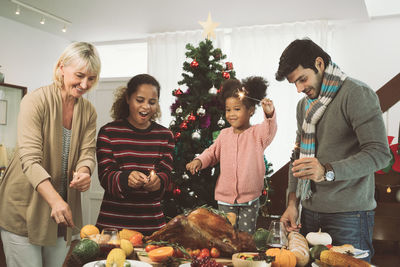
left=147, top=20, right=332, bottom=172
left=230, top=20, right=331, bottom=172
left=147, top=30, right=228, bottom=128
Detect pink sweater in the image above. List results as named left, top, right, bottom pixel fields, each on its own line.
left=197, top=113, right=277, bottom=204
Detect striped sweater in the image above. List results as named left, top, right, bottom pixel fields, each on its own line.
left=95, top=119, right=174, bottom=235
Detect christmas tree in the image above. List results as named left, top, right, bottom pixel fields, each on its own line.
left=161, top=14, right=273, bottom=219
left=163, top=39, right=235, bottom=218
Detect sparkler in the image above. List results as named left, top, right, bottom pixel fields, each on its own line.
left=147, top=169, right=156, bottom=183
left=237, top=88, right=261, bottom=102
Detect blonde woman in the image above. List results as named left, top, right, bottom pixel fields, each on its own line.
left=0, top=42, right=101, bottom=267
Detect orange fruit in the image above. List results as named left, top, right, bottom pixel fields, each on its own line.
left=129, top=233, right=144, bottom=247
left=80, top=224, right=100, bottom=239
left=119, top=228, right=141, bottom=240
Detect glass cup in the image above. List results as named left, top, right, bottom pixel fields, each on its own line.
left=99, top=228, right=120, bottom=257
left=266, top=220, right=288, bottom=248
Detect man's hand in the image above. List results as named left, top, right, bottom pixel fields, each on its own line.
left=292, top=157, right=325, bottom=182
left=280, top=205, right=301, bottom=232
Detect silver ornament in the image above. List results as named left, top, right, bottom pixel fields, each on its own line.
left=182, top=172, right=190, bottom=180
left=175, top=106, right=183, bottom=115
left=192, top=130, right=201, bottom=140
left=208, top=85, right=218, bottom=95
left=197, top=105, right=206, bottom=117
left=217, top=116, right=225, bottom=128
left=169, top=119, right=176, bottom=127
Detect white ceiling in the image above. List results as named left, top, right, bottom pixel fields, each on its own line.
left=0, top=0, right=371, bottom=43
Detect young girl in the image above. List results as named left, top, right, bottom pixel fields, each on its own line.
left=96, top=74, right=175, bottom=235
left=186, top=76, right=277, bottom=234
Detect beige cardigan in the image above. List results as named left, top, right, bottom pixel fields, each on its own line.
left=0, top=84, right=97, bottom=246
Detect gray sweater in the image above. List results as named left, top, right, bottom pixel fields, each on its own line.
left=288, top=77, right=391, bottom=213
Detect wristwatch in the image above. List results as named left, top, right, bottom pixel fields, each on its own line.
left=324, top=163, right=335, bottom=181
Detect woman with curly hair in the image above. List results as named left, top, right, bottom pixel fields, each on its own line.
left=95, top=74, right=174, bottom=235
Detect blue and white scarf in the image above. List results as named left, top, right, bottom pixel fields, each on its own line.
left=296, top=62, right=347, bottom=201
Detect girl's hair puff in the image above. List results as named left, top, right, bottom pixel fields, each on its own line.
left=220, top=76, right=269, bottom=109
left=110, top=74, right=161, bottom=120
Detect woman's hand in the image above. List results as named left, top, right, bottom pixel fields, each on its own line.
left=50, top=198, right=75, bottom=227
left=128, top=171, right=147, bottom=189
left=70, top=171, right=91, bottom=192
left=143, top=172, right=161, bottom=192
left=37, top=179, right=75, bottom=227
left=261, top=98, right=275, bottom=118
left=186, top=159, right=202, bottom=175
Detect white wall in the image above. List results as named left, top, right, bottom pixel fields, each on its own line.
left=0, top=16, right=69, bottom=91
left=330, top=16, right=400, bottom=140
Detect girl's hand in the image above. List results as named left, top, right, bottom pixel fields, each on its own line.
left=128, top=171, right=147, bottom=189
left=143, top=172, right=161, bottom=192
left=186, top=159, right=202, bottom=175
left=261, top=98, right=275, bottom=117
left=70, top=172, right=91, bottom=192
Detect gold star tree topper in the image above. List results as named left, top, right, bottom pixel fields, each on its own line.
left=198, top=12, right=220, bottom=39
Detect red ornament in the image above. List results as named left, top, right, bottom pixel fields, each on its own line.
left=174, top=132, right=181, bottom=140
left=190, top=59, right=199, bottom=68
left=174, top=88, right=183, bottom=96
left=225, top=62, right=233, bottom=70
left=188, top=114, right=196, bottom=122
left=180, top=122, right=188, bottom=130
left=262, top=189, right=267, bottom=196
left=173, top=188, right=181, bottom=195
left=222, top=71, right=230, bottom=79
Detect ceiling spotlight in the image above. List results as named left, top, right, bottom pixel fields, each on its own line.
left=15, top=5, right=20, bottom=15
left=40, top=17, right=45, bottom=24
left=62, top=25, right=67, bottom=33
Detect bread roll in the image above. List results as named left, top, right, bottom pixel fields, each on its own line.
left=288, top=232, right=310, bottom=267
left=320, top=250, right=370, bottom=267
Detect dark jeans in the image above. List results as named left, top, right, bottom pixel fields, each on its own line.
left=300, top=208, right=375, bottom=263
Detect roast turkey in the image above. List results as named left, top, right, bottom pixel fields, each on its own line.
left=145, top=207, right=256, bottom=256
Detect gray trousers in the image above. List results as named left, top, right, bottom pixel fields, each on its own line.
left=219, top=199, right=259, bottom=234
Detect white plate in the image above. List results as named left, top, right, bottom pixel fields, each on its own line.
left=353, top=248, right=369, bottom=259
left=83, top=259, right=152, bottom=267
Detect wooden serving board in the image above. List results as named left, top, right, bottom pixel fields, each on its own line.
left=135, top=248, right=233, bottom=266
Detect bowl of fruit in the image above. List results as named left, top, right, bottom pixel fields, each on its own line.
left=232, top=252, right=273, bottom=267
